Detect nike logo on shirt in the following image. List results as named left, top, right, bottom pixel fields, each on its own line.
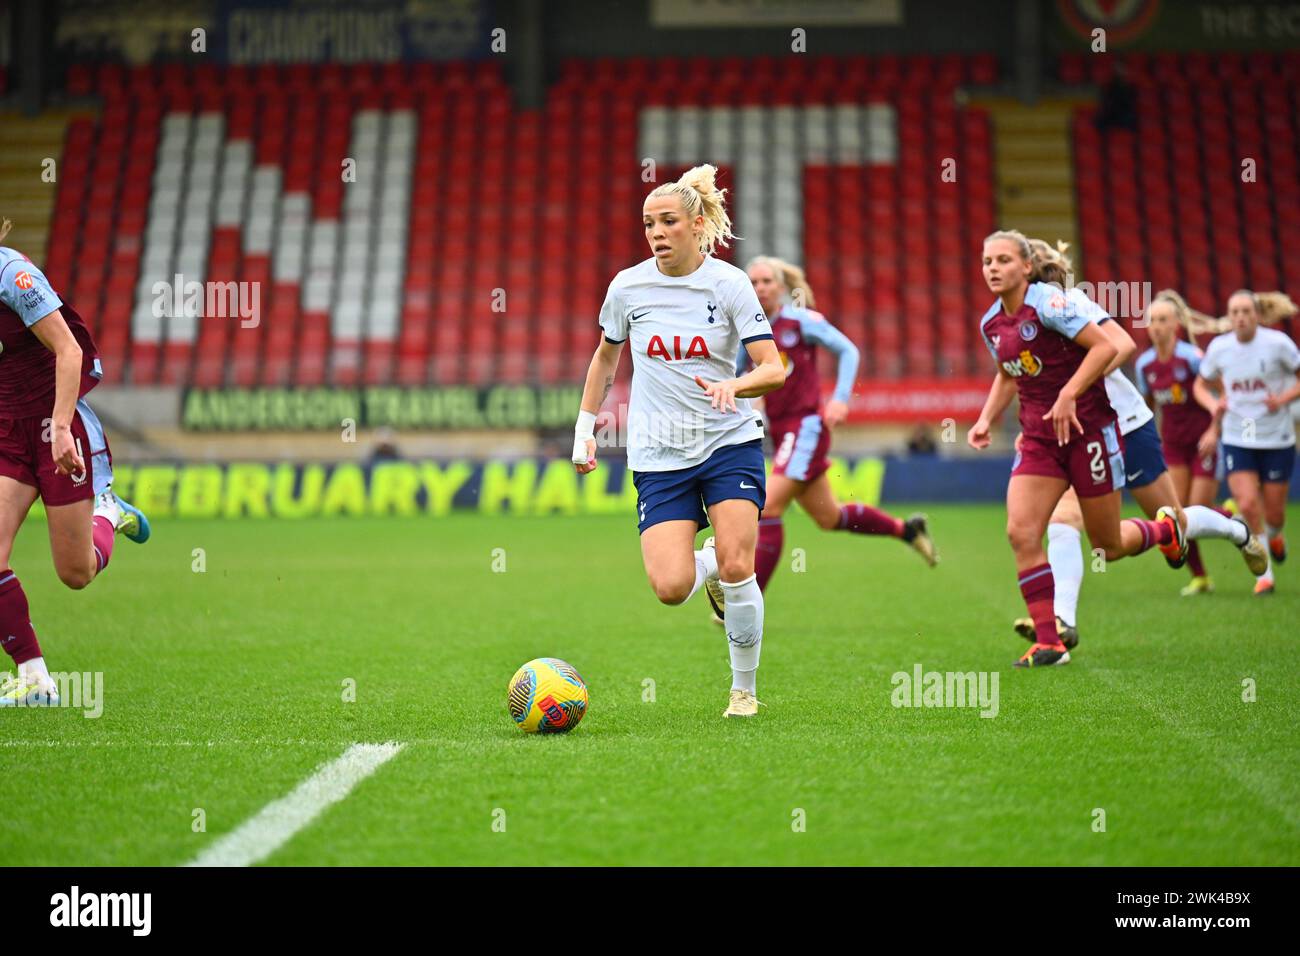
left=631, top=311, right=650, bottom=321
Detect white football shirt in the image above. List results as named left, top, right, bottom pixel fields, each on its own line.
left=1104, top=368, right=1154, bottom=437
left=1063, top=288, right=1153, bottom=436
left=598, top=256, right=773, bottom=472
left=1200, top=327, right=1300, bottom=449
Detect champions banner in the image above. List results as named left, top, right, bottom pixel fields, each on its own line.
left=23, top=455, right=1019, bottom=521
left=217, top=0, right=489, bottom=64
left=52, top=0, right=488, bottom=65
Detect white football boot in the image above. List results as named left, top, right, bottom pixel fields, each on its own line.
left=0, top=671, right=60, bottom=707
left=723, top=688, right=762, bottom=718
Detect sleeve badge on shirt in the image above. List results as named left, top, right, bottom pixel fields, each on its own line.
left=14, top=271, right=33, bottom=290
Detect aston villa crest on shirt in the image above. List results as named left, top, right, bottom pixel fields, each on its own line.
left=1018, top=320, right=1039, bottom=342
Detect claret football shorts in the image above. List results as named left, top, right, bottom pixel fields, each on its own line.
left=0, top=398, right=114, bottom=507
left=1011, top=422, right=1126, bottom=498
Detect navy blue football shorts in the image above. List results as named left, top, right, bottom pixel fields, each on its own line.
left=631, top=439, right=766, bottom=533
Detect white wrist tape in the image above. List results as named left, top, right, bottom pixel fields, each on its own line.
left=575, top=410, right=597, bottom=439
left=573, top=410, right=597, bottom=464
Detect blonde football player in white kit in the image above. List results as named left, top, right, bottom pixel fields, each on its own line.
left=1194, top=290, right=1300, bottom=594
left=571, top=166, right=786, bottom=717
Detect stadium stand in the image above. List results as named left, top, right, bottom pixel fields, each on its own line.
left=47, top=54, right=998, bottom=389
left=1064, top=51, right=1300, bottom=350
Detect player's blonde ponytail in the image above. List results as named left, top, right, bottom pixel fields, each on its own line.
left=0, top=218, right=12, bottom=244
left=1150, top=288, right=1293, bottom=337
left=1256, top=291, right=1298, bottom=326
left=747, top=255, right=816, bottom=309
left=1026, top=238, right=1074, bottom=287
left=647, top=164, right=736, bottom=256
left=1150, top=288, right=1205, bottom=336
left=1215, top=289, right=1296, bottom=330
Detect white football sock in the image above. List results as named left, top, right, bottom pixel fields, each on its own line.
left=1266, top=522, right=1283, bottom=540
left=1047, top=523, right=1082, bottom=628
left=685, top=547, right=719, bottom=602
left=1184, top=505, right=1246, bottom=543
left=92, top=491, right=120, bottom=522
left=721, top=574, right=763, bottom=690
left=18, top=656, right=50, bottom=683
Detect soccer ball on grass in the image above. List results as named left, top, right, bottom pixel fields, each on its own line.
left=507, top=657, right=588, bottom=733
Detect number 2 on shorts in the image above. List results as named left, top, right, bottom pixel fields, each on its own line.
left=1086, top=440, right=1105, bottom=483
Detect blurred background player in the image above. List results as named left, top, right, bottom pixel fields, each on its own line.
left=725, top=255, right=935, bottom=622
left=0, top=220, right=150, bottom=706
left=1194, top=289, right=1300, bottom=595
left=968, top=230, right=1184, bottom=668
left=570, top=167, right=785, bottom=717
left=1136, top=290, right=1264, bottom=594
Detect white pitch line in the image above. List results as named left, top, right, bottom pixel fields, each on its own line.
left=184, top=741, right=404, bottom=867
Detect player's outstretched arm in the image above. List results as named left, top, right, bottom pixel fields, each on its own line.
left=1043, top=322, right=1117, bottom=445
left=1191, top=372, right=1223, bottom=417
left=1191, top=373, right=1226, bottom=458
left=28, top=307, right=85, bottom=477
left=804, top=319, right=859, bottom=426
left=1264, top=368, right=1300, bottom=414
left=1096, top=317, right=1137, bottom=374
left=572, top=336, right=624, bottom=474
left=694, top=340, right=784, bottom=412
left=968, top=371, right=1017, bottom=449
left=732, top=338, right=785, bottom=398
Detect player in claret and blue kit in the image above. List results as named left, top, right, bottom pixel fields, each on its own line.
left=569, top=167, right=786, bottom=718
left=1009, top=245, right=1264, bottom=648
left=968, top=230, right=1181, bottom=668
left=729, top=255, right=935, bottom=620
left=0, top=220, right=151, bottom=706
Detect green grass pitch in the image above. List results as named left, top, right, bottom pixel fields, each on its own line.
left=2, top=504, right=1297, bottom=865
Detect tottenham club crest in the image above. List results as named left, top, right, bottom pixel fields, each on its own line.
left=1018, top=320, right=1039, bottom=342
